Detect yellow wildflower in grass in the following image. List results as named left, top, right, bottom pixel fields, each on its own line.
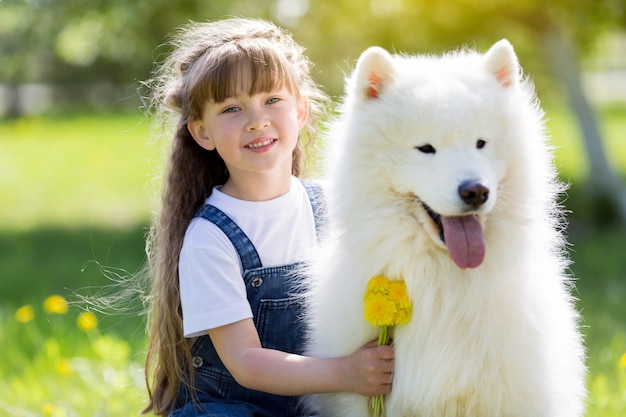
left=77, top=311, right=98, bottom=331
left=56, top=358, right=73, bottom=376
left=363, top=275, right=413, bottom=417
left=42, top=403, right=56, bottom=417
left=43, top=295, right=68, bottom=314
left=620, top=352, right=626, bottom=369
left=15, top=305, right=35, bottom=323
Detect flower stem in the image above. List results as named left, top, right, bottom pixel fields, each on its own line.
left=379, top=325, right=389, bottom=345
left=369, top=326, right=390, bottom=417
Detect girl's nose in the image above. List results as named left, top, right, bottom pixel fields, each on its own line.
left=246, top=109, right=270, bottom=131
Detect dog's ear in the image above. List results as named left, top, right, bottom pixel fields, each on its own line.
left=484, top=39, right=520, bottom=88
left=354, top=46, right=395, bottom=99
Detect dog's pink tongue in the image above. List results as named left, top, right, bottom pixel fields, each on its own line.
left=441, top=215, right=485, bottom=269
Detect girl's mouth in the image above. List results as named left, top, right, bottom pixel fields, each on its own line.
left=245, top=138, right=276, bottom=149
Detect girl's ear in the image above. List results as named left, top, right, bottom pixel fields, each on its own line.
left=188, top=119, right=216, bottom=151
left=296, top=97, right=309, bottom=130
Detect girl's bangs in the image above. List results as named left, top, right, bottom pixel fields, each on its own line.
left=203, top=42, right=297, bottom=103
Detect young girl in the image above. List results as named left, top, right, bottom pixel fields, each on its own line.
left=142, top=18, right=394, bottom=417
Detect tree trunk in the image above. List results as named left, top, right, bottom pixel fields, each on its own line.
left=541, top=29, right=626, bottom=225
left=4, top=84, right=22, bottom=118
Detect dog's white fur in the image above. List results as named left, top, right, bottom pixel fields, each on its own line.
left=305, top=40, right=586, bottom=417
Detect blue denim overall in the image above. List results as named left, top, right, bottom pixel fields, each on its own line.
left=171, top=181, right=326, bottom=417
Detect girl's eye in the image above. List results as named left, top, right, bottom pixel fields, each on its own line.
left=222, top=106, right=239, bottom=114
left=415, top=144, right=436, bottom=154
left=476, top=139, right=487, bottom=149
left=266, top=97, right=281, bottom=105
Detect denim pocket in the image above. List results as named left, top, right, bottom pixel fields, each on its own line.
left=256, top=297, right=305, bottom=353
left=193, top=366, right=233, bottom=399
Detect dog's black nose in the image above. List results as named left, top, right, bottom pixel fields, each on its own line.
left=458, top=181, right=489, bottom=208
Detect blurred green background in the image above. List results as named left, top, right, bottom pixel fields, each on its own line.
left=1, top=0, right=625, bottom=415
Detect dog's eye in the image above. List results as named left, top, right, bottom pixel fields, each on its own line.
left=476, top=139, right=487, bottom=149
left=416, top=144, right=436, bottom=154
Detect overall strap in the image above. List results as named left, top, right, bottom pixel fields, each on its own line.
left=194, top=205, right=263, bottom=270
left=194, top=180, right=327, bottom=270
left=300, top=179, right=328, bottom=243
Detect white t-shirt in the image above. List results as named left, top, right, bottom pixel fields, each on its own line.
left=179, top=177, right=317, bottom=338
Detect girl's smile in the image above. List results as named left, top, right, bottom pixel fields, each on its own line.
left=245, top=137, right=277, bottom=150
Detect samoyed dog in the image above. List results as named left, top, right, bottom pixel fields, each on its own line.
left=305, top=40, right=586, bottom=417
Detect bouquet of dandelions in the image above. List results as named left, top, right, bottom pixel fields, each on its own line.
left=363, top=275, right=412, bottom=417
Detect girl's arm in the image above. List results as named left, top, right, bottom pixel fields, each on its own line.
left=208, top=318, right=394, bottom=397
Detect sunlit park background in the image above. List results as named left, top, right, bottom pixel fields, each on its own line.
left=1, top=0, right=625, bottom=415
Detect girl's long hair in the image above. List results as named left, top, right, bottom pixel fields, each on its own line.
left=141, top=18, right=328, bottom=415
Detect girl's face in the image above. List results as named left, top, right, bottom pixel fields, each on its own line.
left=188, top=76, right=308, bottom=196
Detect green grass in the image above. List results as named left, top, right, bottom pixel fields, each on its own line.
left=570, top=227, right=626, bottom=416
left=0, top=114, right=156, bottom=230
left=0, top=225, right=150, bottom=416
left=1, top=106, right=625, bottom=415
left=1, top=305, right=146, bottom=416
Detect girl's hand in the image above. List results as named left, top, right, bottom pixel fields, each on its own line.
left=340, top=340, right=394, bottom=397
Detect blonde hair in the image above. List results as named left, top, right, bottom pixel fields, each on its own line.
left=142, top=18, right=328, bottom=415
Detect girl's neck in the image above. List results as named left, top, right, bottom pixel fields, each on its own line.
left=220, top=172, right=293, bottom=202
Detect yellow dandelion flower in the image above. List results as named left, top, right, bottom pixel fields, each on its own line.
left=77, top=311, right=98, bottom=332
left=43, top=295, right=68, bottom=315
left=15, top=305, right=35, bottom=323
left=365, top=276, right=413, bottom=327
left=366, top=275, right=391, bottom=295
left=394, top=305, right=413, bottom=325
left=620, top=352, right=626, bottom=369
left=364, top=275, right=413, bottom=417
left=42, top=403, right=55, bottom=417
left=56, top=358, right=73, bottom=376
left=364, top=292, right=397, bottom=327
left=389, top=280, right=411, bottom=309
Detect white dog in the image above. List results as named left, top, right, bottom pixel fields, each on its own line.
left=305, top=40, right=586, bottom=417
